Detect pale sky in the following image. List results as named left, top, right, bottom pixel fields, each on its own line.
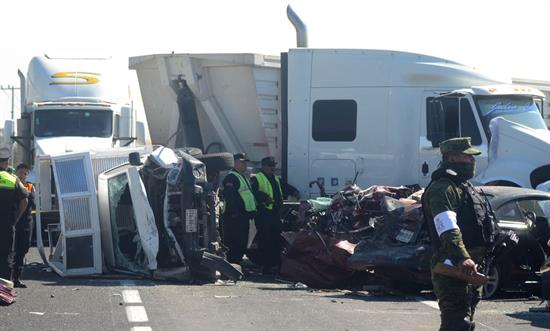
left=1, top=0, right=550, bottom=121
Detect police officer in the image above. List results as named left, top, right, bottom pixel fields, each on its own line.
left=422, top=137, right=492, bottom=331
left=221, top=153, right=257, bottom=264
left=12, top=163, right=35, bottom=288
left=250, top=156, right=284, bottom=274
left=0, top=146, right=28, bottom=280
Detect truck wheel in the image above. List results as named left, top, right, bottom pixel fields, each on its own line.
left=195, top=152, right=234, bottom=172
left=175, top=147, right=203, bottom=157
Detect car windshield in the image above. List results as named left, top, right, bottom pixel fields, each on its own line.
left=35, top=108, right=113, bottom=138
left=495, top=198, right=550, bottom=221
left=474, top=95, right=547, bottom=139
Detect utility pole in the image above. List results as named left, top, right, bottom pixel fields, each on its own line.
left=0, top=85, right=21, bottom=120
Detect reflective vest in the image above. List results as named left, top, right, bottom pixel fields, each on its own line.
left=228, top=170, right=257, bottom=213
left=0, top=170, right=17, bottom=190
left=254, top=172, right=282, bottom=210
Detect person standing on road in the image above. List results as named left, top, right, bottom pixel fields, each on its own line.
left=12, top=163, right=35, bottom=288
left=250, top=156, right=284, bottom=274
left=221, top=153, right=257, bottom=264
left=422, top=137, right=493, bottom=331
left=0, top=146, right=28, bottom=281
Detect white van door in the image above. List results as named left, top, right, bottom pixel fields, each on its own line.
left=50, top=152, right=102, bottom=276
left=419, top=92, right=487, bottom=186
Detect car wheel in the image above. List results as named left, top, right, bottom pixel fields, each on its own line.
left=482, top=266, right=500, bottom=299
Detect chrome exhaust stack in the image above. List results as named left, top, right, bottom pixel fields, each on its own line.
left=286, top=5, right=308, bottom=47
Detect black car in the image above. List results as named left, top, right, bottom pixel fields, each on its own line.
left=348, top=186, right=550, bottom=298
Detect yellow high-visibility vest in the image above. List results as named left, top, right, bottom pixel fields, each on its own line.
left=0, top=171, right=16, bottom=190
left=228, top=170, right=257, bottom=213
left=254, top=172, right=282, bottom=210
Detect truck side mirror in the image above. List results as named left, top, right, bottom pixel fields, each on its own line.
left=118, top=106, right=134, bottom=146
left=3, top=119, right=15, bottom=146
left=136, top=121, right=146, bottom=146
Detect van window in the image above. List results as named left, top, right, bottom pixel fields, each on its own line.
left=312, top=100, right=357, bottom=142
left=426, top=97, right=482, bottom=147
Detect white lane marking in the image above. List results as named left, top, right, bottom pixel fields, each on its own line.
left=416, top=297, right=440, bottom=310
left=120, top=280, right=137, bottom=287
left=414, top=296, right=498, bottom=331
left=122, top=290, right=142, bottom=304
left=119, top=280, right=152, bottom=330
left=125, top=306, right=149, bottom=323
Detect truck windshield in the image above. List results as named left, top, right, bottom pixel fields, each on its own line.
left=35, top=109, right=113, bottom=138
left=474, top=95, right=547, bottom=139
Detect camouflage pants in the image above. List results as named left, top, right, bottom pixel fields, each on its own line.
left=432, top=272, right=482, bottom=330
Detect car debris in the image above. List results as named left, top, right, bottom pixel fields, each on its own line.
left=279, top=184, right=422, bottom=289
left=0, top=278, right=15, bottom=305
left=97, top=147, right=242, bottom=282
left=280, top=183, right=550, bottom=300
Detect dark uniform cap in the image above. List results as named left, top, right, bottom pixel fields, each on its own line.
left=233, top=153, right=250, bottom=161
left=0, top=145, right=11, bottom=159
left=439, top=137, right=481, bottom=155
left=261, top=156, right=277, bottom=167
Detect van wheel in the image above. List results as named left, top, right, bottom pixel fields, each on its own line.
left=195, top=152, right=234, bottom=173
left=485, top=180, right=519, bottom=187
left=482, top=265, right=501, bottom=299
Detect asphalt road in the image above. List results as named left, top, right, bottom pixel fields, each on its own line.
left=1, top=251, right=549, bottom=331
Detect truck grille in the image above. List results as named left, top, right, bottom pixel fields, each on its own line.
left=62, top=197, right=92, bottom=231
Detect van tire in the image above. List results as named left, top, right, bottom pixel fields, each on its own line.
left=195, top=152, right=234, bottom=173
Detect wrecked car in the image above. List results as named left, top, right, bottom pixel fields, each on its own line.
left=348, top=186, right=550, bottom=298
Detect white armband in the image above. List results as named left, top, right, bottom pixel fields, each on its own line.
left=434, top=211, right=459, bottom=237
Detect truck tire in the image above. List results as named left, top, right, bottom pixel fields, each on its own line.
left=195, top=152, right=234, bottom=172
left=174, top=147, right=203, bottom=157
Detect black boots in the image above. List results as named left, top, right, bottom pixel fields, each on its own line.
left=440, top=317, right=476, bottom=331
left=11, top=267, right=26, bottom=288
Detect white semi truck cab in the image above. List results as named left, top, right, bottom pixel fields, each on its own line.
left=424, top=85, right=548, bottom=188
left=130, top=49, right=550, bottom=197
left=1, top=55, right=151, bottom=275
left=3, top=55, right=147, bottom=168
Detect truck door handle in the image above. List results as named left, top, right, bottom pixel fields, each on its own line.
left=356, top=157, right=365, bottom=174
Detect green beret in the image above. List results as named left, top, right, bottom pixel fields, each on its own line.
left=440, top=137, right=481, bottom=155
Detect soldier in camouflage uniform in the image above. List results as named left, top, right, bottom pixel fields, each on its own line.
left=422, top=137, right=490, bottom=331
